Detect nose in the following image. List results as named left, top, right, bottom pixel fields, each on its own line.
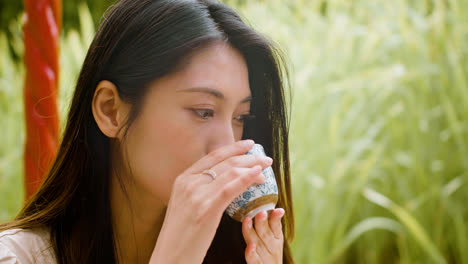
left=206, top=121, right=236, bottom=154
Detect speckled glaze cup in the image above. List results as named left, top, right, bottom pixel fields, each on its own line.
left=225, top=144, right=278, bottom=222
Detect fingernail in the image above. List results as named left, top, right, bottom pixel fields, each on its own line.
left=264, top=157, right=273, bottom=164
left=258, top=174, right=266, bottom=184
left=278, top=208, right=285, bottom=217
left=246, top=217, right=252, bottom=229
left=260, top=211, right=267, bottom=221
left=242, top=139, right=254, bottom=146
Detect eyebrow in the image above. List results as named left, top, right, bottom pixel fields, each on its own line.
left=176, top=87, right=252, bottom=103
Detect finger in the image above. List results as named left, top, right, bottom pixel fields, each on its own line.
left=215, top=161, right=266, bottom=187
left=209, top=153, right=272, bottom=179
left=242, top=216, right=270, bottom=260
left=185, top=139, right=255, bottom=175
left=269, top=208, right=285, bottom=240
left=242, top=216, right=257, bottom=245
left=245, top=243, right=262, bottom=264
left=254, top=211, right=275, bottom=255
left=212, top=166, right=265, bottom=209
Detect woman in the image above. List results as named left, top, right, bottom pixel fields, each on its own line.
left=0, top=0, right=294, bottom=263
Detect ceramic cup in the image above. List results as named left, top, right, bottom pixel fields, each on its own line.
left=225, top=143, right=278, bottom=222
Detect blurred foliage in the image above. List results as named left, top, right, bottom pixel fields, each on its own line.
left=0, top=0, right=250, bottom=60
left=0, top=0, right=251, bottom=33
left=1, top=0, right=468, bottom=263
left=0, top=2, right=96, bottom=222
left=0, top=0, right=113, bottom=32
left=1, top=0, right=113, bottom=60
left=0, top=0, right=22, bottom=31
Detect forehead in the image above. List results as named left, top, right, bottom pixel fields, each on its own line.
left=147, top=42, right=251, bottom=102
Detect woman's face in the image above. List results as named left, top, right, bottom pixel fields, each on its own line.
left=122, top=42, right=252, bottom=203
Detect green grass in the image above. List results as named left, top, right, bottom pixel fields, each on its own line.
left=230, top=0, right=468, bottom=263
left=0, top=29, right=24, bottom=222
left=1, top=1, right=468, bottom=263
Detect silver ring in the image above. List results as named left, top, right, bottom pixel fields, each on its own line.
left=202, top=169, right=217, bottom=180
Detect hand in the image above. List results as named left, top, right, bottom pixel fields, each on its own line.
left=150, top=139, right=274, bottom=264
left=242, top=209, right=285, bottom=264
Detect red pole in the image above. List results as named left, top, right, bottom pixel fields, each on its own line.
left=23, top=0, right=62, bottom=199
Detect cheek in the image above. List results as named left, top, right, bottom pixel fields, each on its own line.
left=123, top=110, right=205, bottom=203
left=234, top=125, right=244, bottom=141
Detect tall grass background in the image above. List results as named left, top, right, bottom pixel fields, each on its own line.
left=1, top=0, right=467, bottom=263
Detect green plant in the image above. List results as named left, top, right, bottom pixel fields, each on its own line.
left=231, top=0, right=467, bottom=263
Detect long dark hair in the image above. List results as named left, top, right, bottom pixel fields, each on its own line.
left=1, top=0, right=294, bottom=263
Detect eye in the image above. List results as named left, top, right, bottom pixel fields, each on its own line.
left=192, top=109, right=214, bottom=120
left=235, top=113, right=256, bottom=123
left=191, top=109, right=256, bottom=123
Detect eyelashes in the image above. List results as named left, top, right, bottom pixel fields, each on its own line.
left=191, top=109, right=256, bottom=123
left=192, top=109, right=214, bottom=120
left=236, top=113, right=256, bottom=122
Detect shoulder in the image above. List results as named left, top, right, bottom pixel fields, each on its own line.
left=0, top=228, right=57, bottom=264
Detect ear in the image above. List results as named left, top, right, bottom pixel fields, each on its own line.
left=92, top=80, right=130, bottom=139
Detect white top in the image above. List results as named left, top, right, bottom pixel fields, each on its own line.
left=0, top=228, right=57, bottom=264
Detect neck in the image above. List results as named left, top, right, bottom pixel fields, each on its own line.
left=110, top=176, right=167, bottom=264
